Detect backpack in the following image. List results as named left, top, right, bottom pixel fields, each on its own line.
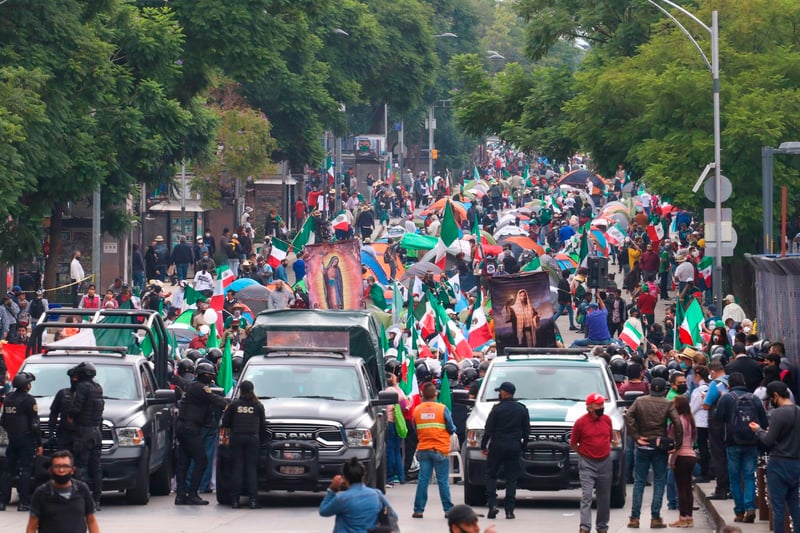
left=727, top=391, right=758, bottom=445
left=29, top=298, right=45, bottom=319
left=383, top=245, right=394, bottom=264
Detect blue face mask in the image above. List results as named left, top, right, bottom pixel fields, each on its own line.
left=680, top=362, right=688, bottom=370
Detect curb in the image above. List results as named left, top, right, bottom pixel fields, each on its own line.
left=695, top=484, right=725, bottom=532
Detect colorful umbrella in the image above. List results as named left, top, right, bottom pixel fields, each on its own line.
left=498, top=236, right=545, bottom=256
left=554, top=253, right=578, bottom=271
left=479, top=230, right=496, bottom=245
left=422, top=198, right=467, bottom=222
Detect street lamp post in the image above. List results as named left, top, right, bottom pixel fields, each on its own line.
left=647, top=0, right=722, bottom=305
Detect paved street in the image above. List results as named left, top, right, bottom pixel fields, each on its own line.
left=2, top=483, right=715, bottom=532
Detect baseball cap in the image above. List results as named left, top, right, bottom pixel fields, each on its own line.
left=447, top=504, right=479, bottom=526
left=494, top=382, right=516, bottom=394
left=587, top=302, right=599, bottom=309
left=650, top=377, right=668, bottom=396
left=585, top=393, right=606, bottom=405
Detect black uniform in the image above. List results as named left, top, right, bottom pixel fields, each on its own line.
left=49, top=385, right=77, bottom=450
left=220, top=398, right=265, bottom=503
left=169, top=373, right=194, bottom=401
left=481, top=398, right=529, bottom=514
left=175, top=381, right=228, bottom=498
left=69, top=379, right=104, bottom=503
left=0, top=389, right=41, bottom=508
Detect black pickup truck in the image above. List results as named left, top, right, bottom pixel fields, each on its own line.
left=0, top=308, right=177, bottom=505
left=215, top=309, right=397, bottom=504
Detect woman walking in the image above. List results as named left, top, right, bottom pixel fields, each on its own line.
left=669, top=395, right=697, bottom=527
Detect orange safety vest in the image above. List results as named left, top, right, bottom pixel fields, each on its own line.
left=413, top=401, right=450, bottom=455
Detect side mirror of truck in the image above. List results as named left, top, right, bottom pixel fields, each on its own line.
left=617, top=390, right=643, bottom=408
left=148, top=388, right=177, bottom=405
left=371, top=390, right=398, bottom=407
left=452, top=389, right=474, bottom=407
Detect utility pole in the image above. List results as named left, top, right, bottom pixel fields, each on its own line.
left=426, top=105, right=435, bottom=179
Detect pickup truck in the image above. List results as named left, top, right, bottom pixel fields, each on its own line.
left=0, top=308, right=177, bottom=505
left=458, top=349, right=629, bottom=509
left=215, top=309, right=397, bottom=503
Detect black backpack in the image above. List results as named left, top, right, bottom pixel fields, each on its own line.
left=29, top=298, right=45, bottom=319
left=727, top=391, right=758, bottom=445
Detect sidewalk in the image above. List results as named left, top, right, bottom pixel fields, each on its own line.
left=694, top=480, right=772, bottom=532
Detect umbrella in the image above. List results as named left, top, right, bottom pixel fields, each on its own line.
left=361, top=250, right=389, bottom=285
left=233, top=284, right=271, bottom=300
left=591, top=217, right=611, bottom=228
left=371, top=242, right=405, bottom=278
left=422, top=198, right=467, bottom=222
left=498, top=236, right=545, bottom=256
left=495, top=213, right=517, bottom=231
left=556, top=169, right=608, bottom=194
left=228, top=277, right=260, bottom=293
left=493, top=225, right=528, bottom=239
left=401, top=261, right=443, bottom=280
left=554, top=253, right=578, bottom=271
left=167, top=323, right=198, bottom=343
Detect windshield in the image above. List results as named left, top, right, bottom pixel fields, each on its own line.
left=241, top=365, right=364, bottom=401
left=482, top=365, right=610, bottom=402
left=24, top=363, right=139, bottom=401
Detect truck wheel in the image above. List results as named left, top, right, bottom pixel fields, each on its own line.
left=125, top=447, right=151, bottom=505
left=610, top=474, right=626, bottom=508
left=215, top=455, right=232, bottom=505
left=149, top=452, right=172, bottom=496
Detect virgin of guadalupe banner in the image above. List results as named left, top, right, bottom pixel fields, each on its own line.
left=489, top=271, right=556, bottom=353
left=305, top=240, right=365, bottom=310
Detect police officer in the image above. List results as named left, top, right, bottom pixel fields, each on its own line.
left=481, top=381, right=529, bottom=520
left=220, top=380, right=265, bottom=509
left=169, top=359, right=195, bottom=400
left=0, top=371, right=42, bottom=511
left=68, top=362, right=104, bottom=511
left=175, top=361, right=229, bottom=505
left=49, top=367, right=79, bottom=451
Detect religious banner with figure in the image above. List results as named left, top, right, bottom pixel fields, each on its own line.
left=489, top=271, right=556, bottom=353
left=304, top=240, right=365, bottom=310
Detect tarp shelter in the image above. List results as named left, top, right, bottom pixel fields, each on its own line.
left=400, top=232, right=438, bottom=251
left=244, top=309, right=386, bottom=390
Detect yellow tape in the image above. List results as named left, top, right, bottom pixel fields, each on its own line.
left=40, top=274, right=95, bottom=293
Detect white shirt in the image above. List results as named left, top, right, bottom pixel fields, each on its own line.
left=193, top=270, right=214, bottom=293
left=674, top=261, right=695, bottom=283
left=70, top=257, right=85, bottom=282
left=690, top=382, right=709, bottom=428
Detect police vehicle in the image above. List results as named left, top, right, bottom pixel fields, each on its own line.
left=0, top=308, right=177, bottom=505
left=458, top=349, right=629, bottom=508
left=215, top=310, right=397, bottom=503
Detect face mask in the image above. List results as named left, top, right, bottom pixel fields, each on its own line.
left=676, top=384, right=688, bottom=394
left=594, top=408, right=604, bottom=418
left=52, top=471, right=72, bottom=484
left=680, top=362, right=687, bottom=370
left=712, top=335, right=720, bottom=343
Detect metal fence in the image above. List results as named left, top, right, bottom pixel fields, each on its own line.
left=746, top=254, right=800, bottom=365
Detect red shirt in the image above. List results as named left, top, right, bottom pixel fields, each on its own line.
left=637, top=291, right=657, bottom=314
left=570, top=412, right=613, bottom=459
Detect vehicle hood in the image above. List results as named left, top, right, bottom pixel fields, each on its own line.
left=260, top=398, right=371, bottom=428
left=33, top=397, right=142, bottom=427
left=467, top=399, right=624, bottom=431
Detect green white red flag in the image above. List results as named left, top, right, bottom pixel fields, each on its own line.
left=678, top=299, right=704, bottom=347
left=697, top=256, right=712, bottom=287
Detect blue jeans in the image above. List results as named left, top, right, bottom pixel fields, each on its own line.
left=666, top=468, right=677, bottom=509
left=726, top=445, right=757, bottom=515
left=553, top=302, right=575, bottom=328
left=176, top=263, right=189, bottom=281
left=413, top=449, right=453, bottom=514
left=386, top=423, right=405, bottom=482
left=631, top=446, right=668, bottom=519
left=186, top=426, right=217, bottom=492
left=766, top=457, right=800, bottom=531
left=133, top=271, right=145, bottom=292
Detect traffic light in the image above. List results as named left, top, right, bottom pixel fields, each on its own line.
left=431, top=149, right=438, bottom=160
left=587, top=256, right=608, bottom=289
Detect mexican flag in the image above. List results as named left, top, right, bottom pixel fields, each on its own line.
left=677, top=299, right=704, bottom=347
left=291, top=215, right=315, bottom=252
left=550, top=195, right=562, bottom=214
left=697, top=256, right=713, bottom=287
left=184, top=284, right=207, bottom=306
left=268, top=239, right=289, bottom=269
left=211, top=266, right=235, bottom=311
left=578, top=222, right=590, bottom=267
left=432, top=200, right=460, bottom=270
left=473, top=165, right=480, bottom=181
left=521, top=255, right=541, bottom=272
left=326, top=155, right=334, bottom=180
left=413, top=292, right=437, bottom=341
left=646, top=223, right=664, bottom=246
left=468, top=291, right=492, bottom=348
left=399, top=288, right=419, bottom=399
left=472, top=211, right=484, bottom=262
left=217, top=338, right=234, bottom=394
left=331, top=211, right=350, bottom=232
left=619, top=318, right=644, bottom=351
left=606, top=223, right=626, bottom=247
